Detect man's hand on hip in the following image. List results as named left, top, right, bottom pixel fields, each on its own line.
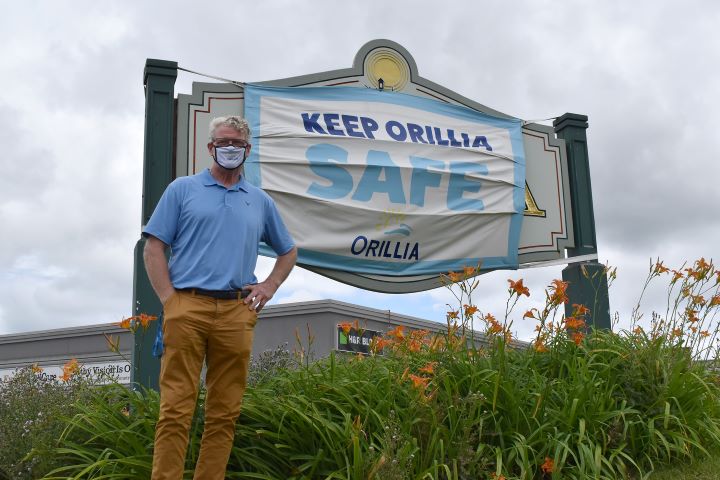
left=243, top=279, right=278, bottom=312
left=244, top=247, right=296, bottom=313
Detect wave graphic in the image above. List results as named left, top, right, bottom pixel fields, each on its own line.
left=384, top=223, right=413, bottom=237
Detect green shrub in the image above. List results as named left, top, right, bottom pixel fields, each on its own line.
left=247, top=343, right=297, bottom=387
left=37, top=258, right=720, bottom=479
left=0, top=365, right=92, bottom=480
left=42, top=383, right=163, bottom=479
left=39, top=346, right=296, bottom=479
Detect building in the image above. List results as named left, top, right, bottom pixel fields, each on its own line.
left=0, top=299, right=490, bottom=384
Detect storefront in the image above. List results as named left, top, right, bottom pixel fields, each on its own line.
left=0, top=299, right=485, bottom=384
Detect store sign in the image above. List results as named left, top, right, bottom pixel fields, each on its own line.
left=244, top=84, right=526, bottom=276
left=0, top=360, right=131, bottom=385
left=337, top=326, right=383, bottom=354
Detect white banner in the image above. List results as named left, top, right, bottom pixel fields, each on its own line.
left=244, top=85, right=525, bottom=276
left=0, top=360, right=131, bottom=385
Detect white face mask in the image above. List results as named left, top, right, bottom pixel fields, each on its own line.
left=214, top=146, right=246, bottom=170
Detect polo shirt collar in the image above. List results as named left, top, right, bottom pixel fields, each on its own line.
left=201, top=168, right=248, bottom=192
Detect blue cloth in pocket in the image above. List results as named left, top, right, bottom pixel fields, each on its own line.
left=152, top=312, right=164, bottom=358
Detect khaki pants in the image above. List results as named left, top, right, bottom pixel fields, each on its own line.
left=151, top=290, right=257, bottom=480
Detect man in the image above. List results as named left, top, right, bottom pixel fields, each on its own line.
left=143, top=115, right=297, bottom=479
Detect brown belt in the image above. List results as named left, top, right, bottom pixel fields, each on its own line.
left=179, top=288, right=250, bottom=300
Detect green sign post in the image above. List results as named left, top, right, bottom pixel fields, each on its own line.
left=554, top=114, right=610, bottom=329
left=131, top=59, right=177, bottom=389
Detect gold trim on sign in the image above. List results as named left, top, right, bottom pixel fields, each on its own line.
left=524, top=183, right=546, bottom=217
left=365, top=48, right=410, bottom=91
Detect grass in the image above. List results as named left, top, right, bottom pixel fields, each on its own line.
left=650, top=451, right=720, bottom=479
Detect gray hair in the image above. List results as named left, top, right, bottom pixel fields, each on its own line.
left=209, top=116, right=251, bottom=140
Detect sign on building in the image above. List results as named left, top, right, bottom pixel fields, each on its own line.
left=337, top=325, right=383, bottom=355
left=0, top=360, right=131, bottom=385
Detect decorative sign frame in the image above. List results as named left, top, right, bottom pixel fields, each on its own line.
left=175, top=39, right=574, bottom=292
left=134, top=40, right=610, bottom=391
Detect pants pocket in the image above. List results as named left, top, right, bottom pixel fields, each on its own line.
left=247, top=304, right=258, bottom=327
left=161, top=291, right=178, bottom=309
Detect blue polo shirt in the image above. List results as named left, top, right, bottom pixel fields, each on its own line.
left=143, top=169, right=295, bottom=290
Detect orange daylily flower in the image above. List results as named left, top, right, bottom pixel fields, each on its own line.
left=709, top=295, right=720, bottom=307
left=339, top=322, right=352, bottom=335
left=446, top=271, right=463, bottom=283
left=686, top=309, right=700, bottom=323
left=138, top=313, right=157, bottom=328
left=408, top=339, right=422, bottom=352
left=564, top=317, right=586, bottom=330
left=571, top=332, right=585, bottom=345
left=671, top=269, right=684, bottom=283
left=534, top=340, right=548, bottom=353
left=523, top=309, right=536, bottom=320
left=447, top=310, right=459, bottom=320
left=653, top=261, right=670, bottom=274
left=508, top=278, right=530, bottom=297
left=31, top=363, right=43, bottom=373
left=690, top=295, right=706, bottom=306
left=490, top=473, right=506, bottom=480
left=700, top=330, right=710, bottom=337
left=463, top=304, right=479, bottom=317
left=61, top=358, right=80, bottom=382
left=672, top=328, right=683, bottom=337
left=419, top=362, right=436, bottom=375
left=408, top=374, right=429, bottom=390
left=572, top=303, right=590, bottom=317
left=372, top=337, right=391, bottom=352
left=685, top=265, right=707, bottom=281
left=387, top=325, right=405, bottom=340
left=488, top=323, right=502, bottom=335
left=549, top=279, right=569, bottom=305
left=118, top=317, right=133, bottom=330
left=463, top=266, right=476, bottom=276
left=541, top=457, right=555, bottom=474
left=486, top=314, right=503, bottom=335
left=633, top=326, right=644, bottom=335
left=411, top=329, right=429, bottom=339
left=691, top=258, right=712, bottom=279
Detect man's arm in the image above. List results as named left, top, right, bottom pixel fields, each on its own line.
left=244, top=246, right=297, bottom=312
left=143, top=235, right=176, bottom=305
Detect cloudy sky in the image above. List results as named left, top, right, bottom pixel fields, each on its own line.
left=1, top=1, right=718, bottom=341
